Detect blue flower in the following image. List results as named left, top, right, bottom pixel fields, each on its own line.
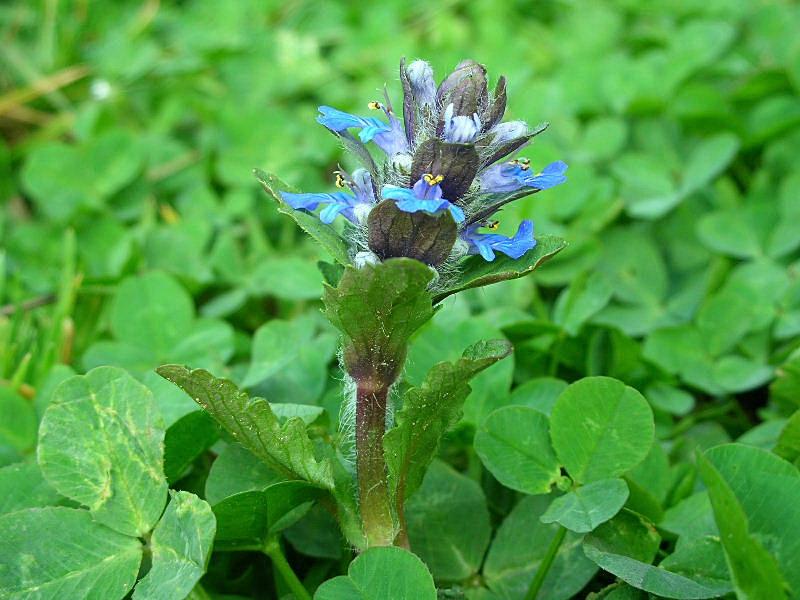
left=462, top=220, right=536, bottom=261
left=382, top=175, right=465, bottom=223
left=479, top=160, right=568, bottom=193
left=281, top=169, right=375, bottom=224
left=317, top=105, right=409, bottom=160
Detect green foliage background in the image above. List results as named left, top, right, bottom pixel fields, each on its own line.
left=2, top=0, right=800, bottom=598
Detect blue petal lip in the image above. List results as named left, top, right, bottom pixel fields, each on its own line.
left=530, top=160, right=568, bottom=190
left=382, top=185, right=465, bottom=223
left=317, top=105, right=391, bottom=143
left=464, top=220, right=537, bottom=261
left=280, top=190, right=362, bottom=224
left=280, top=191, right=343, bottom=211
left=479, top=160, right=568, bottom=194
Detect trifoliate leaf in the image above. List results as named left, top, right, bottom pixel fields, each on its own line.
left=38, top=367, right=168, bottom=537
left=132, top=491, right=216, bottom=599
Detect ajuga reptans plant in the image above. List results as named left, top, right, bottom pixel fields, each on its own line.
left=160, top=58, right=567, bottom=550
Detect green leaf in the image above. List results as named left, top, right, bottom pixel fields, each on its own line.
left=627, top=441, right=671, bottom=505
left=660, top=536, right=733, bottom=593
left=775, top=410, right=800, bottom=465
left=406, top=461, right=491, bottom=582
left=680, top=133, right=740, bottom=196
left=483, top=495, right=597, bottom=600
left=285, top=505, right=344, bottom=560
left=645, top=383, right=695, bottom=416
left=242, top=317, right=318, bottom=385
left=474, top=406, right=561, bottom=495
left=0, top=387, right=37, bottom=453
left=0, top=461, right=63, bottom=516
left=700, top=444, right=798, bottom=596
left=586, top=509, right=661, bottom=564
left=590, top=583, right=648, bottom=599
left=0, top=507, right=142, bottom=599
left=432, top=235, right=567, bottom=303
left=772, top=350, right=800, bottom=410
left=38, top=367, right=168, bottom=537
left=643, top=326, right=722, bottom=394
left=254, top=169, right=350, bottom=265
left=314, top=546, right=437, bottom=600
left=508, top=377, right=568, bottom=416
left=384, top=339, right=512, bottom=501
left=156, top=365, right=334, bottom=489
left=549, top=377, right=654, bottom=483
left=323, top=258, right=434, bottom=383
left=541, top=478, right=629, bottom=533
left=212, top=481, right=319, bottom=550
left=83, top=272, right=233, bottom=374
left=405, top=314, right=514, bottom=424
left=552, top=271, right=614, bottom=336
left=242, top=316, right=337, bottom=405
left=661, top=492, right=718, bottom=541
left=113, top=272, right=193, bottom=359
left=582, top=544, right=733, bottom=600
left=697, top=209, right=763, bottom=260
left=205, top=442, right=284, bottom=505
left=249, top=257, right=325, bottom=300
left=614, top=153, right=679, bottom=219
left=163, top=410, right=219, bottom=483
left=132, top=491, right=216, bottom=600
left=21, top=129, right=144, bottom=221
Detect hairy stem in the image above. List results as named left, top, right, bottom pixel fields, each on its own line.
left=355, top=381, right=394, bottom=546
left=525, top=525, right=567, bottom=600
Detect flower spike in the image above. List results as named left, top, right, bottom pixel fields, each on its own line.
left=276, top=58, right=567, bottom=265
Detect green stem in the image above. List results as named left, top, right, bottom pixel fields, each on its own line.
left=524, top=525, right=567, bottom=600
left=263, top=536, right=312, bottom=600
left=355, top=381, right=395, bottom=546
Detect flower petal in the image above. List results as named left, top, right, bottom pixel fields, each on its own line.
left=463, top=220, right=536, bottom=261
left=530, top=161, right=568, bottom=190
left=317, top=106, right=390, bottom=143
left=381, top=184, right=464, bottom=223
left=281, top=191, right=344, bottom=211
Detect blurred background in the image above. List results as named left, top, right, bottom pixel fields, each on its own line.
left=2, top=0, right=800, bottom=469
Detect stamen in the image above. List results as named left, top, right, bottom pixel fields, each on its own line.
left=423, top=173, right=444, bottom=186
left=368, top=101, right=383, bottom=110
left=334, top=172, right=348, bottom=188
left=487, top=220, right=500, bottom=230
left=510, top=157, right=531, bottom=170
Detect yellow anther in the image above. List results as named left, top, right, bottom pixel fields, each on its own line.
left=368, top=101, right=383, bottom=110
left=423, top=173, right=444, bottom=185
left=334, top=172, right=347, bottom=188
left=487, top=220, right=500, bottom=230
left=510, top=157, right=531, bottom=170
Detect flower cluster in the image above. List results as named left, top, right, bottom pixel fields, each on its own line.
left=281, top=59, right=567, bottom=268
